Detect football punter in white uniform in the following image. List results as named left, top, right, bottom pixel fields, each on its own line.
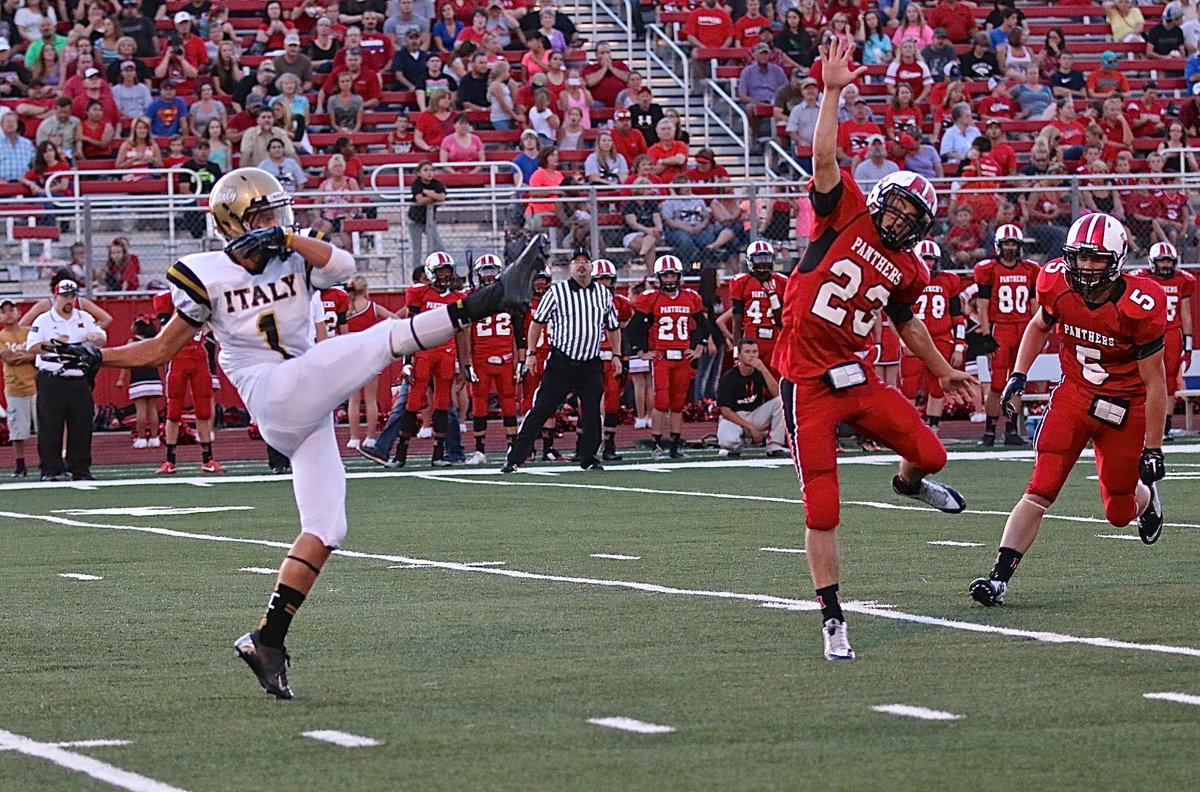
left=49, top=168, right=545, bottom=699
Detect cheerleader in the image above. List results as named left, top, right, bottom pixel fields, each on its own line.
left=115, top=315, right=162, bottom=448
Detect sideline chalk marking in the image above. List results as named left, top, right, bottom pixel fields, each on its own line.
left=587, top=717, right=675, bottom=734
left=871, top=704, right=962, bottom=721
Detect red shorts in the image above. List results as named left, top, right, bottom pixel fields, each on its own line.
left=988, top=322, right=1026, bottom=393
left=521, top=348, right=549, bottom=412
left=165, top=353, right=212, bottom=421
left=652, top=355, right=692, bottom=413
left=471, top=358, right=516, bottom=418
left=406, top=349, right=456, bottom=412
left=781, top=373, right=947, bottom=531
left=900, top=338, right=955, bottom=400
left=1164, top=327, right=1184, bottom=390
left=1027, top=381, right=1145, bottom=527
left=877, top=328, right=901, bottom=366
left=603, top=355, right=623, bottom=415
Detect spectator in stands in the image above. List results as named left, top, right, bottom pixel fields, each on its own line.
left=1088, top=51, right=1130, bottom=100
left=928, top=0, right=976, bottom=44
left=94, top=16, right=123, bottom=65
left=900, top=127, right=943, bottom=179
left=456, top=51, right=489, bottom=111
left=836, top=96, right=881, bottom=166
left=956, top=136, right=1002, bottom=220
left=853, top=134, right=898, bottom=191
left=1127, top=81, right=1166, bottom=136
left=404, top=161, right=445, bottom=260
left=525, top=145, right=564, bottom=228
left=527, top=87, right=558, bottom=145
left=272, top=34, right=314, bottom=92
left=117, top=0, right=157, bottom=57
left=103, top=238, right=139, bottom=291
left=519, top=0, right=579, bottom=48
left=1082, top=123, right=1119, bottom=164
left=1159, top=120, right=1198, bottom=171
left=430, top=3, right=463, bottom=53
left=1099, top=97, right=1135, bottom=151
left=359, top=10, right=394, bottom=68
left=388, top=113, right=414, bottom=154
left=414, top=53, right=457, bottom=111
left=975, top=75, right=1015, bottom=120
left=390, top=29, right=428, bottom=92
left=240, top=107, right=295, bottom=165
left=440, top=112, right=485, bottom=170
left=685, top=147, right=728, bottom=195
left=959, top=31, right=999, bottom=81
left=306, top=16, right=342, bottom=65
left=271, top=72, right=309, bottom=128
left=683, top=0, right=735, bottom=84
left=1034, top=124, right=1065, bottom=166
left=738, top=42, right=787, bottom=142
left=147, top=79, right=191, bottom=137
left=36, top=96, right=79, bottom=150
left=324, top=71, right=363, bottom=133
left=945, top=204, right=986, bottom=266
left=533, top=7, right=568, bottom=53
left=78, top=99, right=114, bottom=159
left=556, top=68, right=591, bottom=126
left=647, top=117, right=688, bottom=182
left=1007, top=66, right=1052, bottom=121
left=581, top=42, right=630, bottom=108
left=0, top=39, right=30, bottom=98
left=541, top=49, right=569, bottom=104
left=884, top=82, right=923, bottom=142
left=978, top=119, right=1014, bottom=175
left=1147, top=3, right=1190, bottom=57
left=984, top=0, right=1024, bottom=30
left=521, top=33, right=551, bottom=78
left=18, top=138, right=67, bottom=197
left=795, top=0, right=825, bottom=33
left=513, top=127, right=540, bottom=182
left=631, top=86, right=665, bottom=145
left=1037, top=27, right=1067, bottom=79
left=72, top=68, right=119, bottom=127
left=485, top=61, right=521, bottom=130
left=939, top=101, right=981, bottom=163
left=25, top=16, right=64, bottom=70
left=325, top=48, right=382, bottom=111
left=111, top=59, right=151, bottom=119
left=315, top=153, right=363, bottom=247
left=156, top=12, right=206, bottom=95
left=891, top=4, right=933, bottom=49
left=610, top=107, right=647, bottom=167
left=777, top=9, right=817, bottom=71
left=14, top=0, right=53, bottom=44
left=997, top=25, right=1033, bottom=80
left=178, top=140, right=220, bottom=236
left=235, top=60, right=282, bottom=110
left=785, top=75, right=819, bottom=157
left=1079, top=160, right=1123, bottom=219
left=922, top=27, right=959, bottom=80
left=557, top=105, right=586, bottom=149
left=1022, top=165, right=1070, bottom=255
left=622, top=177, right=662, bottom=267
left=1182, top=82, right=1200, bottom=134
left=614, top=70, right=642, bottom=108
left=707, top=185, right=749, bottom=264
left=1155, top=176, right=1194, bottom=248
left=661, top=175, right=718, bottom=266
left=735, top=0, right=771, bottom=48
left=114, top=116, right=161, bottom=172
left=1048, top=51, right=1086, bottom=99
left=258, top=136, right=306, bottom=193
left=584, top=129, right=628, bottom=184
left=1050, top=98, right=1087, bottom=154
left=28, top=39, right=61, bottom=91
left=211, top=40, right=242, bottom=98
left=456, top=7, right=489, bottom=47
left=1105, top=0, right=1145, bottom=43
left=986, top=6, right=1018, bottom=49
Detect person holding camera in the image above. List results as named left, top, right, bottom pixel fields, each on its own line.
left=154, top=12, right=206, bottom=95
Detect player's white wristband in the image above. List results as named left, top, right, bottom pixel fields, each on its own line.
left=1186, top=334, right=1193, bottom=353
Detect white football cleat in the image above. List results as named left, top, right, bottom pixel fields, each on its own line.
left=416, top=426, right=433, bottom=439
left=465, top=450, right=487, bottom=466
left=346, top=438, right=361, bottom=450
left=822, top=618, right=855, bottom=660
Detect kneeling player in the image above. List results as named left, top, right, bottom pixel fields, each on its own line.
left=970, top=214, right=1168, bottom=607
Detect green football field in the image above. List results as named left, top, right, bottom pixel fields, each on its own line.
left=2, top=445, right=1200, bottom=792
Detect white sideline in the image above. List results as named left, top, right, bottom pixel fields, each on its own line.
left=0, top=729, right=188, bottom=792
left=587, top=717, right=675, bottom=734
left=301, top=730, right=381, bottom=747
left=58, top=573, right=103, bottom=580
left=590, top=553, right=641, bottom=560
left=926, top=541, right=985, bottom=547
left=6, top=509, right=1200, bottom=660
left=760, top=547, right=807, bottom=554
left=238, top=567, right=279, bottom=575
left=871, top=704, right=962, bottom=721
left=1144, top=692, right=1200, bottom=706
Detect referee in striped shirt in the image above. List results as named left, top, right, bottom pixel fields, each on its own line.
left=503, top=249, right=621, bottom=472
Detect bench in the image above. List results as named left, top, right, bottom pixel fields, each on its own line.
left=341, top=217, right=389, bottom=260
left=10, top=221, right=59, bottom=264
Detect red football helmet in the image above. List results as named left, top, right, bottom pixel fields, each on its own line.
left=1148, top=241, right=1178, bottom=279
left=994, top=223, right=1024, bottom=262
left=653, top=255, right=684, bottom=293
left=865, top=171, right=938, bottom=251
left=1063, top=213, right=1128, bottom=295
left=913, top=239, right=942, bottom=270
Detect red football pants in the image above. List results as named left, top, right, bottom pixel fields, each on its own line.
left=1026, top=381, right=1145, bottom=527
left=900, top=338, right=955, bottom=400
left=653, top=356, right=692, bottom=413
left=165, top=352, right=212, bottom=421
left=988, top=322, right=1026, bottom=393
left=603, top=357, right=622, bottom=415
left=1164, top=327, right=1184, bottom=390
left=407, top=349, right=455, bottom=411
left=471, top=359, right=516, bottom=418
left=781, top=375, right=947, bottom=531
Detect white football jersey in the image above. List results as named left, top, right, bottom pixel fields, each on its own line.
left=166, top=232, right=355, bottom=393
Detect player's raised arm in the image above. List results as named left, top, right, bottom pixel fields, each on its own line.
left=813, top=37, right=867, bottom=195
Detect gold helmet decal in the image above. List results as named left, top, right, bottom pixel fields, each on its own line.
left=209, top=168, right=295, bottom=240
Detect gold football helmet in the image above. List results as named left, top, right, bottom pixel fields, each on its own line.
left=209, top=167, right=295, bottom=240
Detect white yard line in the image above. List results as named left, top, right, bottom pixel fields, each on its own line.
left=1144, top=692, right=1200, bottom=706
left=587, top=717, right=675, bottom=734
left=0, top=729, right=188, bottom=792
left=1096, top=534, right=1142, bottom=541
left=590, top=553, right=641, bottom=560
left=58, top=573, right=103, bottom=580
left=6, top=509, right=1200, bottom=659
left=871, top=704, right=962, bottom=721
left=926, top=541, right=985, bottom=547
left=238, top=567, right=280, bottom=575
left=301, top=730, right=380, bottom=747
left=760, top=547, right=807, bottom=554
left=53, top=507, right=254, bottom=517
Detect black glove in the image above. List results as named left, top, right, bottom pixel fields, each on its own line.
left=1140, top=447, right=1165, bottom=484
left=46, top=339, right=102, bottom=378
left=999, top=372, right=1027, bottom=421
left=978, top=333, right=999, bottom=355
left=225, top=226, right=290, bottom=272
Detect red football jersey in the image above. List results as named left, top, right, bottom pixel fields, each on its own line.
left=471, top=300, right=519, bottom=360
left=406, top=283, right=463, bottom=353
left=154, top=289, right=207, bottom=357
left=633, top=287, right=706, bottom=351
left=1038, top=260, right=1167, bottom=399
left=346, top=300, right=384, bottom=333
left=601, top=292, right=633, bottom=351
left=912, top=271, right=963, bottom=339
left=775, top=174, right=928, bottom=380
left=730, top=271, right=787, bottom=340
left=524, top=294, right=550, bottom=352
left=1129, top=267, right=1195, bottom=330
left=320, top=287, right=350, bottom=335
left=973, top=258, right=1041, bottom=325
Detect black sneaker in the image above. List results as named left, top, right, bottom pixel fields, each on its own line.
left=765, top=448, right=790, bottom=458
left=500, top=463, right=519, bottom=474
left=234, top=629, right=294, bottom=699
left=969, top=577, right=1007, bottom=606
left=460, top=233, right=546, bottom=321
left=1138, top=482, right=1163, bottom=545
left=11, top=468, right=26, bottom=478
left=602, top=449, right=623, bottom=461
left=1004, top=432, right=1029, bottom=447
left=72, top=471, right=95, bottom=481
left=977, top=432, right=995, bottom=447
left=40, top=473, right=63, bottom=482
left=357, top=443, right=394, bottom=467
left=581, top=462, right=604, bottom=471
left=270, top=466, right=292, bottom=475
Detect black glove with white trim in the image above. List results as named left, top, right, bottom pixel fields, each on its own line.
left=999, top=372, right=1026, bottom=421
left=1139, top=447, right=1165, bottom=484
left=978, top=333, right=999, bottom=355
left=46, top=339, right=102, bottom=378
left=225, top=226, right=290, bottom=271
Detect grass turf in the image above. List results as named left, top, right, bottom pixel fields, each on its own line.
left=1, top=449, right=1199, bottom=791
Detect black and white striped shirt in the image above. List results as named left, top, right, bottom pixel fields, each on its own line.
left=533, top=278, right=619, bottom=361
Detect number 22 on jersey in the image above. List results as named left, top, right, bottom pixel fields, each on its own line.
left=811, top=258, right=890, bottom=337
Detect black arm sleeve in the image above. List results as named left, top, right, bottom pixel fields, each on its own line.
left=731, top=298, right=745, bottom=316
left=884, top=302, right=915, bottom=326
left=690, top=310, right=712, bottom=346
left=809, top=179, right=844, bottom=218
left=1134, top=335, right=1166, bottom=359
left=628, top=310, right=651, bottom=352
left=949, top=296, right=963, bottom=317
left=1040, top=306, right=1057, bottom=327
left=511, top=309, right=528, bottom=348
left=975, top=283, right=993, bottom=300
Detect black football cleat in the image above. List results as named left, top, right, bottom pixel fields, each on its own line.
left=500, top=463, right=519, bottom=473
left=460, top=233, right=546, bottom=322
left=1004, top=431, right=1029, bottom=447
left=602, top=449, right=623, bottom=461
left=969, top=577, right=1007, bottom=606
left=234, top=629, right=294, bottom=699
left=977, top=432, right=996, bottom=447
left=1138, top=482, right=1163, bottom=545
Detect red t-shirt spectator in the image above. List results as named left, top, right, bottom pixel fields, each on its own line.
left=582, top=58, right=633, bottom=108
left=927, top=1, right=977, bottom=43
left=332, top=36, right=393, bottom=73
left=683, top=5, right=735, bottom=48
left=946, top=220, right=985, bottom=253
left=837, top=119, right=882, bottom=160
left=990, top=140, right=1017, bottom=175
left=1098, top=118, right=1129, bottom=147
left=685, top=162, right=729, bottom=195
left=257, top=21, right=297, bottom=52
left=648, top=139, right=689, bottom=182
left=71, top=92, right=120, bottom=127
left=975, top=95, right=1016, bottom=120
left=322, top=67, right=382, bottom=104
left=157, top=33, right=208, bottom=95
left=415, top=111, right=455, bottom=148
left=883, top=106, right=922, bottom=136
left=884, top=61, right=932, bottom=100
left=735, top=13, right=770, bottom=47
left=1051, top=119, right=1086, bottom=148
left=611, top=124, right=648, bottom=166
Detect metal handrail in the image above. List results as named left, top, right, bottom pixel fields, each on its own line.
left=589, top=0, right=635, bottom=61
left=765, top=139, right=809, bottom=181
left=43, top=167, right=203, bottom=205
left=645, top=23, right=690, bottom=121
left=702, top=79, right=750, bottom=175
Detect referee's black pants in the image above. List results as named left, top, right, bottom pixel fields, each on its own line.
left=36, top=371, right=93, bottom=478
left=507, top=349, right=604, bottom=468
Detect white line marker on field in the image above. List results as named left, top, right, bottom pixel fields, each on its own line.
left=239, top=567, right=279, bottom=575
left=58, top=573, right=102, bottom=581
left=54, top=506, right=254, bottom=517
left=387, top=561, right=506, bottom=569
left=872, top=704, right=963, bottom=721
left=927, top=541, right=985, bottom=547
left=1144, top=692, right=1200, bottom=706
left=302, top=730, right=381, bottom=747
left=590, top=553, right=640, bottom=560
left=0, top=728, right=189, bottom=792
left=1097, top=534, right=1141, bottom=541
left=588, top=717, right=675, bottom=734
left=760, top=547, right=806, bottom=554
left=0, top=739, right=131, bottom=751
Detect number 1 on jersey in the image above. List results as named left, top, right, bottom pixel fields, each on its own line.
left=257, top=311, right=292, bottom=359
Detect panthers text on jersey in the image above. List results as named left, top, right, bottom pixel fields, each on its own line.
left=166, top=231, right=355, bottom=395
left=730, top=271, right=787, bottom=342
left=633, top=287, right=706, bottom=352
left=775, top=174, right=928, bottom=381
left=973, top=257, right=1040, bottom=326
left=406, top=283, right=463, bottom=355
left=1037, top=259, right=1167, bottom=400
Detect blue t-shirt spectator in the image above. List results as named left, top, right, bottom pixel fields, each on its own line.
left=146, top=91, right=189, bottom=137
left=513, top=151, right=538, bottom=183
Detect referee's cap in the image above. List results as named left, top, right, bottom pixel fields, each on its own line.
left=571, top=246, right=591, bottom=262
left=55, top=280, right=79, bottom=295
